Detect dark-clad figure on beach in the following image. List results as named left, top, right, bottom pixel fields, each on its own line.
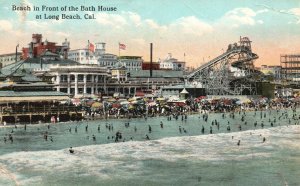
left=69, top=147, right=74, bottom=154
left=146, top=134, right=150, bottom=140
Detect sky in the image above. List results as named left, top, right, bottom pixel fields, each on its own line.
left=0, top=0, right=300, bottom=67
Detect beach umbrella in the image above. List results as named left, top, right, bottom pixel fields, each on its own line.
left=120, top=101, right=130, bottom=105
left=112, top=103, right=121, bottom=108
left=86, top=100, right=95, bottom=106
left=131, top=100, right=139, bottom=104
left=236, top=101, right=242, bottom=105
left=128, top=98, right=135, bottom=102
left=147, top=102, right=156, bottom=106
left=71, top=98, right=81, bottom=106
left=91, top=102, right=103, bottom=108
left=176, top=102, right=186, bottom=107
left=156, top=97, right=165, bottom=101
left=129, top=105, right=135, bottom=109
left=108, top=98, right=116, bottom=102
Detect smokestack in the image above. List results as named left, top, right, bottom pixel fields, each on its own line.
left=150, top=43, right=153, bottom=78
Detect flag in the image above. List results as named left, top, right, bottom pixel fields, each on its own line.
left=89, top=42, right=95, bottom=53
left=119, top=43, right=126, bottom=50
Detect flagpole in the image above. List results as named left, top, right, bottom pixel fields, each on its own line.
left=118, top=42, right=120, bottom=58
left=88, top=40, right=90, bottom=64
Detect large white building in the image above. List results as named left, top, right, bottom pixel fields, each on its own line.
left=68, top=42, right=107, bottom=64
left=159, top=53, right=185, bottom=71
left=68, top=42, right=143, bottom=71
left=48, top=65, right=110, bottom=97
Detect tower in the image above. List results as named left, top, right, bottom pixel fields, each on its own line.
left=62, top=38, right=70, bottom=59
left=95, top=42, right=106, bottom=56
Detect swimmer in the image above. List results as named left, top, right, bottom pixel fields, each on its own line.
left=69, top=147, right=74, bottom=154
left=92, top=135, right=96, bottom=141
left=160, top=121, right=163, bottom=128
left=146, top=134, right=150, bottom=140
left=237, top=140, right=240, bottom=146
left=262, top=137, right=266, bottom=143
left=98, top=125, right=100, bottom=132
left=148, top=125, right=152, bottom=133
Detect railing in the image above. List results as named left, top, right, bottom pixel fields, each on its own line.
left=0, top=105, right=80, bottom=115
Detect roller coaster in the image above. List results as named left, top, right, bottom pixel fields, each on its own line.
left=186, top=37, right=260, bottom=95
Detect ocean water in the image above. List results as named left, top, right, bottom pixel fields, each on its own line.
left=0, top=110, right=299, bottom=186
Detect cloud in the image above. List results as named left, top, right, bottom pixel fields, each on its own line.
left=257, top=20, right=264, bottom=24
left=0, top=20, right=13, bottom=31
left=215, top=7, right=270, bottom=28
left=289, top=8, right=300, bottom=16
left=169, top=16, right=213, bottom=36
left=95, top=13, right=127, bottom=28
left=95, top=12, right=212, bottom=37
left=56, top=32, right=70, bottom=38
left=256, top=4, right=300, bottom=24
left=221, top=8, right=257, bottom=27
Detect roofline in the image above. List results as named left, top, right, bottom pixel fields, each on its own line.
left=0, top=52, right=22, bottom=57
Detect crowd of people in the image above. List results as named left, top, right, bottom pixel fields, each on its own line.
left=1, top=96, right=299, bottom=155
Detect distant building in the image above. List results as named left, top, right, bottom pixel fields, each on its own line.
left=119, top=56, right=143, bottom=71
left=0, top=52, right=22, bottom=68
left=68, top=49, right=98, bottom=64
left=98, top=53, right=118, bottom=67
left=22, top=34, right=70, bottom=59
left=68, top=42, right=107, bottom=64
left=159, top=53, right=185, bottom=71
left=111, top=62, right=127, bottom=82
left=260, top=65, right=282, bottom=80
left=281, top=54, right=300, bottom=81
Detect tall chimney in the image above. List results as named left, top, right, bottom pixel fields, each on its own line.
left=150, top=43, right=153, bottom=78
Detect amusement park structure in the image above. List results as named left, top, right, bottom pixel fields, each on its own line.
left=186, top=36, right=260, bottom=95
